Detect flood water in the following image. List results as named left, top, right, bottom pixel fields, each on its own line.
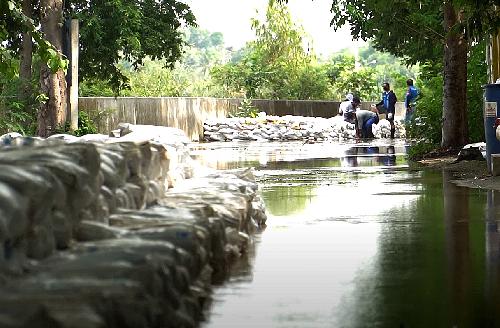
left=191, top=140, right=500, bottom=328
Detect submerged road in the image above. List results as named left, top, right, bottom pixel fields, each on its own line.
left=191, top=140, right=500, bottom=328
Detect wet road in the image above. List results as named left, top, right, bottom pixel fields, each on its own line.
left=191, top=140, right=500, bottom=328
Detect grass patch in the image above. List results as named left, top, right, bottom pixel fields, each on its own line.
left=407, top=142, right=438, bottom=161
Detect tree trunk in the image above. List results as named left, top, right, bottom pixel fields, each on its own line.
left=442, top=1, right=468, bottom=148
left=19, top=0, right=32, bottom=92
left=38, top=0, right=67, bottom=137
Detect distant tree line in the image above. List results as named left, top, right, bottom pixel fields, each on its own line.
left=2, top=0, right=499, bottom=148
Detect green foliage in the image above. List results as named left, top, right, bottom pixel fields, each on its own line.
left=330, top=0, right=444, bottom=66
left=406, top=73, right=443, bottom=144
left=406, top=42, right=488, bottom=145
left=0, top=65, right=42, bottom=135
left=54, top=111, right=97, bottom=136
left=2, top=0, right=194, bottom=100
left=0, top=14, right=17, bottom=79
left=211, top=0, right=332, bottom=100
left=467, top=41, right=487, bottom=143
left=0, top=97, right=36, bottom=135
left=73, top=111, right=98, bottom=136
left=291, top=64, right=332, bottom=100
left=407, top=141, right=439, bottom=161
left=79, top=79, right=115, bottom=97
left=231, top=98, right=259, bottom=118
left=333, top=65, right=379, bottom=101
left=119, top=59, right=187, bottom=97
left=38, top=46, right=68, bottom=74
left=323, top=44, right=417, bottom=101
left=183, top=27, right=227, bottom=75
left=250, top=0, right=308, bottom=68
left=81, top=26, right=229, bottom=98
left=326, top=52, right=377, bottom=100
left=210, top=62, right=247, bottom=98
left=0, top=0, right=68, bottom=77
left=325, top=52, right=355, bottom=83
left=211, top=40, right=418, bottom=101
left=71, top=0, right=196, bottom=93
left=76, top=3, right=420, bottom=102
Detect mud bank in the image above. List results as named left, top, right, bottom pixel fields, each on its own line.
left=417, top=155, right=500, bottom=190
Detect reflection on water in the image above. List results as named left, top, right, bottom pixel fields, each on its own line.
left=191, top=141, right=406, bottom=171
left=262, top=185, right=315, bottom=216
left=195, top=141, right=500, bottom=327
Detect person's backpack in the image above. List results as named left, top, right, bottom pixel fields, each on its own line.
left=391, top=90, right=397, bottom=103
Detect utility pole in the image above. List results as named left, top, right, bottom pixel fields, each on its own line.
left=63, top=19, right=79, bottom=132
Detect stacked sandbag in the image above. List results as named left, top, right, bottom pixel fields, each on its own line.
left=0, top=142, right=102, bottom=267
left=203, top=114, right=407, bottom=142
left=156, top=168, right=266, bottom=279
left=0, top=168, right=266, bottom=327
left=204, top=115, right=348, bottom=142
left=0, top=239, right=209, bottom=328
left=372, top=119, right=407, bottom=139
left=111, top=123, right=195, bottom=187
left=0, top=125, right=268, bottom=327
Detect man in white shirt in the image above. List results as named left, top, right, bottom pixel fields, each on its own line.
left=340, top=95, right=360, bottom=125
left=338, top=93, right=354, bottom=117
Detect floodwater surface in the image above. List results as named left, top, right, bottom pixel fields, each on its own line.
left=191, top=140, right=500, bottom=328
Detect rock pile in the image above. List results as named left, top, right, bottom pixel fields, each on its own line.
left=203, top=115, right=406, bottom=142
left=0, top=124, right=267, bottom=328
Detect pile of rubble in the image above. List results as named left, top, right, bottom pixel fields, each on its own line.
left=203, top=115, right=406, bottom=142
left=0, top=124, right=267, bottom=328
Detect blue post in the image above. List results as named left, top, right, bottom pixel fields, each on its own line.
left=484, top=84, right=500, bottom=173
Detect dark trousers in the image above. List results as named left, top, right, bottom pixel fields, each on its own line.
left=362, top=115, right=379, bottom=138
left=387, top=112, right=395, bottom=138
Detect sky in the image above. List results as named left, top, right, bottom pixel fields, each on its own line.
left=185, top=0, right=363, bottom=57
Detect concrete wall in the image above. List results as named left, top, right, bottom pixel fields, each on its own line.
left=79, top=97, right=241, bottom=141
left=79, top=97, right=406, bottom=141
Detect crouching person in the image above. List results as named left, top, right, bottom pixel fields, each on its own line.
left=356, top=105, right=379, bottom=139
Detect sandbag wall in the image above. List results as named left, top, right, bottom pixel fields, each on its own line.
left=0, top=125, right=267, bottom=328
left=203, top=115, right=407, bottom=142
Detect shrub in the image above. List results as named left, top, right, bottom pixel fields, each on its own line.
left=467, top=41, right=487, bottom=143
left=73, top=111, right=98, bottom=136
left=407, top=141, right=439, bottom=161
left=405, top=74, right=443, bottom=144
left=0, top=78, right=39, bottom=136
left=230, top=98, right=259, bottom=118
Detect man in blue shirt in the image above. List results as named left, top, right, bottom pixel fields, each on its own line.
left=376, top=82, right=397, bottom=139
left=405, top=79, right=419, bottom=123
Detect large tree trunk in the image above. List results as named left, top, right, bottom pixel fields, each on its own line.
left=19, top=0, right=35, bottom=131
left=38, top=0, right=67, bottom=137
left=441, top=1, right=468, bottom=148
left=19, top=0, right=32, bottom=90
